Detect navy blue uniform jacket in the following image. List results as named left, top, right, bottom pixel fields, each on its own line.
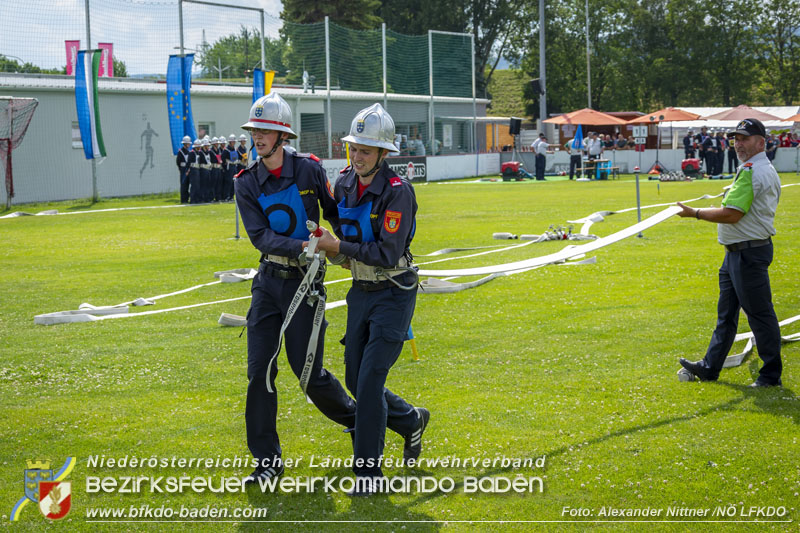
left=333, top=161, right=417, bottom=268
left=235, top=148, right=339, bottom=259
left=176, top=146, right=190, bottom=168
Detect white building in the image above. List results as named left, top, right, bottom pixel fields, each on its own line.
left=1, top=73, right=490, bottom=204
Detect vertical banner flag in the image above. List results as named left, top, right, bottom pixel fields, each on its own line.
left=252, top=68, right=265, bottom=103
left=74, top=50, right=107, bottom=159
left=182, top=54, right=197, bottom=142
left=264, top=70, right=275, bottom=96
left=65, top=41, right=80, bottom=76
left=250, top=69, right=272, bottom=161
left=571, top=124, right=583, bottom=150
left=97, top=43, right=113, bottom=77
left=166, top=54, right=197, bottom=155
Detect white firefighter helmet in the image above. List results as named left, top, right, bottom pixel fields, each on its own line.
left=241, top=92, right=297, bottom=139
left=228, top=134, right=236, bottom=142
left=192, top=139, right=201, bottom=148
left=341, top=103, right=399, bottom=152
left=181, top=135, right=191, bottom=144
left=203, top=134, right=210, bottom=141
left=202, top=138, right=210, bottom=146
left=239, top=134, right=248, bottom=142
left=210, top=136, right=218, bottom=144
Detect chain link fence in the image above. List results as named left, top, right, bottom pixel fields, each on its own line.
left=1, top=0, right=485, bottom=204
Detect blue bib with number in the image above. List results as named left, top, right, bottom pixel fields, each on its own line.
left=337, top=198, right=375, bottom=243
left=257, top=184, right=309, bottom=239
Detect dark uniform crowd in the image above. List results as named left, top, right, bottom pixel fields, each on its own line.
left=175, top=133, right=251, bottom=203
left=683, top=126, right=739, bottom=176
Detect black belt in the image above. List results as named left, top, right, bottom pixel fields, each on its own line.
left=258, top=261, right=303, bottom=280
left=725, top=237, right=771, bottom=253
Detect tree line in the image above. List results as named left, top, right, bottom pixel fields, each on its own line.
left=4, top=0, right=796, bottom=116
left=200, top=0, right=798, bottom=116
left=1, top=54, right=128, bottom=77
left=519, top=0, right=800, bottom=117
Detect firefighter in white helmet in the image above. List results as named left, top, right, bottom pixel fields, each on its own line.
left=176, top=135, right=192, bottom=203
left=187, top=138, right=202, bottom=203
left=197, top=137, right=212, bottom=202
left=210, top=137, right=223, bottom=201
left=315, top=103, right=428, bottom=496
left=235, top=92, right=356, bottom=485
left=220, top=134, right=239, bottom=201
left=237, top=133, right=249, bottom=170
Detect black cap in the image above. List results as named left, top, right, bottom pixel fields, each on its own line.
left=728, top=118, right=766, bottom=138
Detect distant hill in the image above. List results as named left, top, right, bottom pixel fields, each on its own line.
left=486, top=69, right=527, bottom=118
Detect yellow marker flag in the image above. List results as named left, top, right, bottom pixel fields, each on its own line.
left=264, top=70, right=275, bottom=94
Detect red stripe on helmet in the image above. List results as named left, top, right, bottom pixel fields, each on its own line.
left=250, top=118, right=292, bottom=128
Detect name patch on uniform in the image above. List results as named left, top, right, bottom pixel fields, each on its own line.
left=298, top=189, right=315, bottom=196
left=384, top=210, right=402, bottom=233
left=389, top=177, right=403, bottom=187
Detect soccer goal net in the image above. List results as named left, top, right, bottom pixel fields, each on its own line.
left=1, top=96, right=39, bottom=209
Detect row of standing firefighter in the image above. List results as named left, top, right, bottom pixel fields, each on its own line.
left=175, top=134, right=250, bottom=204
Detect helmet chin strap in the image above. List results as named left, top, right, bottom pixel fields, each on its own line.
left=358, top=149, right=385, bottom=178
left=262, top=132, right=286, bottom=159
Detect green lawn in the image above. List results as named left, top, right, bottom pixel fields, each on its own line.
left=2, top=175, right=799, bottom=531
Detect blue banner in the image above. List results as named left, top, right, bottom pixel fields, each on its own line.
left=74, top=50, right=106, bottom=159
left=182, top=54, right=197, bottom=142
left=166, top=54, right=197, bottom=155
left=252, top=68, right=265, bottom=103
left=571, top=124, right=583, bottom=150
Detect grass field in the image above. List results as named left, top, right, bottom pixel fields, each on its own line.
left=2, top=174, right=799, bottom=531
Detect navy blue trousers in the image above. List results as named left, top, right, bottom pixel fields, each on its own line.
left=246, top=271, right=356, bottom=465
left=700, top=243, right=782, bottom=383
left=188, top=169, right=201, bottom=204
left=569, top=155, right=581, bottom=180
left=223, top=168, right=235, bottom=201
left=535, top=154, right=546, bottom=180
left=179, top=170, right=189, bottom=204
left=344, top=279, right=419, bottom=477
left=728, top=150, right=739, bottom=174
left=198, top=169, right=210, bottom=203
left=213, top=168, right=224, bottom=202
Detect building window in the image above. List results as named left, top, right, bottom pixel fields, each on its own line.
left=71, top=122, right=82, bottom=149
left=198, top=122, right=214, bottom=140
